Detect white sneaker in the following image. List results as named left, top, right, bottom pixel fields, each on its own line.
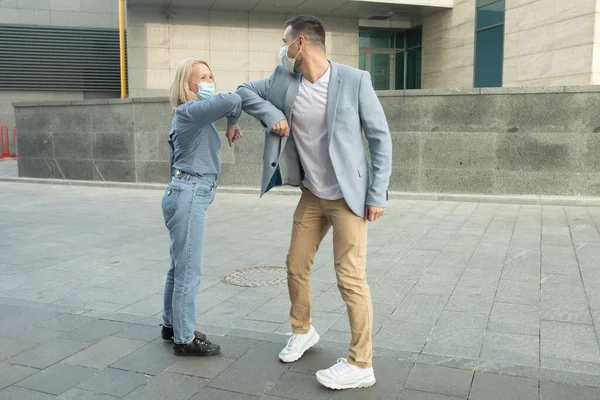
left=316, top=358, right=376, bottom=390
left=278, top=325, right=320, bottom=363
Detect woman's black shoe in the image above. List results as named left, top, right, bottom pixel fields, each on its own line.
left=173, top=338, right=220, bottom=356
left=161, top=325, right=207, bottom=342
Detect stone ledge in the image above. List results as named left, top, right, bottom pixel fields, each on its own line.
left=0, top=177, right=164, bottom=190
left=12, top=98, right=136, bottom=107
left=565, top=85, right=600, bottom=93
left=2, top=177, right=600, bottom=206
left=132, top=96, right=169, bottom=103
left=12, top=86, right=600, bottom=109
left=375, top=90, right=404, bottom=97
left=480, top=86, right=566, bottom=95
left=12, top=100, right=74, bottom=107
left=71, top=99, right=110, bottom=105
left=375, top=86, right=590, bottom=97
left=405, top=88, right=482, bottom=96
left=106, top=98, right=134, bottom=104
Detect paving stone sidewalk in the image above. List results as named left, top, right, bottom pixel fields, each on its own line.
left=1, top=181, right=600, bottom=399
left=0, top=160, right=17, bottom=179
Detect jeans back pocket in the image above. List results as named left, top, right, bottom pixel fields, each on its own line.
left=194, top=180, right=215, bottom=197
left=162, top=185, right=183, bottom=222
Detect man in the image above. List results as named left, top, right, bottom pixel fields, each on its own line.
left=235, top=15, right=392, bottom=390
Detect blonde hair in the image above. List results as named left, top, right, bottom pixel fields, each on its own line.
left=169, top=58, right=213, bottom=109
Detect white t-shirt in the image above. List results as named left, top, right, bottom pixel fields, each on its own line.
left=291, top=64, right=343, bottom=200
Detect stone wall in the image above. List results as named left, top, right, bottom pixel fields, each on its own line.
left=13, top=98, right=173, bottom=183
left=0, top=0, right=119, bottom=28
left=503, top=0, right=597, bottom=87
left=126, top=6, right=359, bottom=96
left=13, top=87, right=600, bottom=197
left=379, top=87, right=600, bottom=196
left=421, top=0, right=600, bottom=89
left=421, top=0, right=476, bottom=89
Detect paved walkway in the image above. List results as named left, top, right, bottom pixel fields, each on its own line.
left=1, top=181, right=600, bottom=399
left=0, top=160, right=17, bottom=178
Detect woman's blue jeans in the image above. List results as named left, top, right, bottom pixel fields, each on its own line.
left=161, top=172, right=216, bottom=344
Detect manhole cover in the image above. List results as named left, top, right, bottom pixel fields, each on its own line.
left=221, top=266, right=287, bottom=287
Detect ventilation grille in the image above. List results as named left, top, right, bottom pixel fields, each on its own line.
left=0, top=24, right=124, bottom=92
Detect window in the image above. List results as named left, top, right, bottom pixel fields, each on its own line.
left=358, top=26, right=422, bottom=90
left=474, top=0, right=505, bottom=87
left=406, top=26, right=422, bottom=90
left=359, top=30, right=395, bottom=48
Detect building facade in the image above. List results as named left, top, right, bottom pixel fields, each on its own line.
left=1, top=0, right=599, bottom=131
left=0, top=0, right=121, bottom=142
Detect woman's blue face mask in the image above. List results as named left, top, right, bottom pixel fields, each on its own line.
left=196, top=82, right=215, bottom=100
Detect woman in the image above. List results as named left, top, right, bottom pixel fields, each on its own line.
left=160, top=59, right=242, bottom=356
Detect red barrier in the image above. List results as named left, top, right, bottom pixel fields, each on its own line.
left=0, top=126, right=8, bottom=159
left=0, top=126, right=17, bottom=159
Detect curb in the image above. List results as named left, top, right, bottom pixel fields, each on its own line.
left=1, top=176, right=600, bottom=206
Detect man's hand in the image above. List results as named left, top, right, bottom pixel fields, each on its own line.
left=226, top=124, right=243, bottom=147
left=272, top=119, right=290, bottom=137
left=365, top=206, right=385, bottom=222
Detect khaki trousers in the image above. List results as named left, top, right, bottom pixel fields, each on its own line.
left=286, top=186, right=373, bottom=368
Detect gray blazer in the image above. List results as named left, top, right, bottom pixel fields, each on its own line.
left=236, top=62, right=392, bottom=218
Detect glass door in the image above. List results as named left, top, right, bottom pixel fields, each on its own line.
left=359, top=50, right=398, bottom=90
left=370, top=53, right=391, bottom=90
left=359, top=27, right=422, bottom=90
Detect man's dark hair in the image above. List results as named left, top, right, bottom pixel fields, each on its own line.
left=285, top=15, right=326, bottom=47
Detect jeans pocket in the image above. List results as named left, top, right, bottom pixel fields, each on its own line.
left=194, top=181, right=214, bottom=197
left=162, top=185, right=183, bottom=222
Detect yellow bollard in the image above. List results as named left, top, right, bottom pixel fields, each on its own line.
left=119, top=0, right=127, bottom=98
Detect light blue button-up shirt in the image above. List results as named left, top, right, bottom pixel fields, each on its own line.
left=168, top=93, right=242, bottom=178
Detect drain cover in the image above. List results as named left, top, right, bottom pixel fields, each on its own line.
left=221, top=266, right=287, bottom=287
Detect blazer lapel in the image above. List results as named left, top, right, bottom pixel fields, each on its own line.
left=277, top=72, right=301, bottom=156
left=284, top=72, right=301, bottom=120
left=326, top=61, right=342, bottom=141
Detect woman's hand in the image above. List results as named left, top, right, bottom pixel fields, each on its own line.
left=226, top=124, right=243, bottom=147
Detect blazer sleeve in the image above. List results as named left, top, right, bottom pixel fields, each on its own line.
left=236, top=66, right=287, bottom=134
left=358, top=71, right=392, bottom=208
